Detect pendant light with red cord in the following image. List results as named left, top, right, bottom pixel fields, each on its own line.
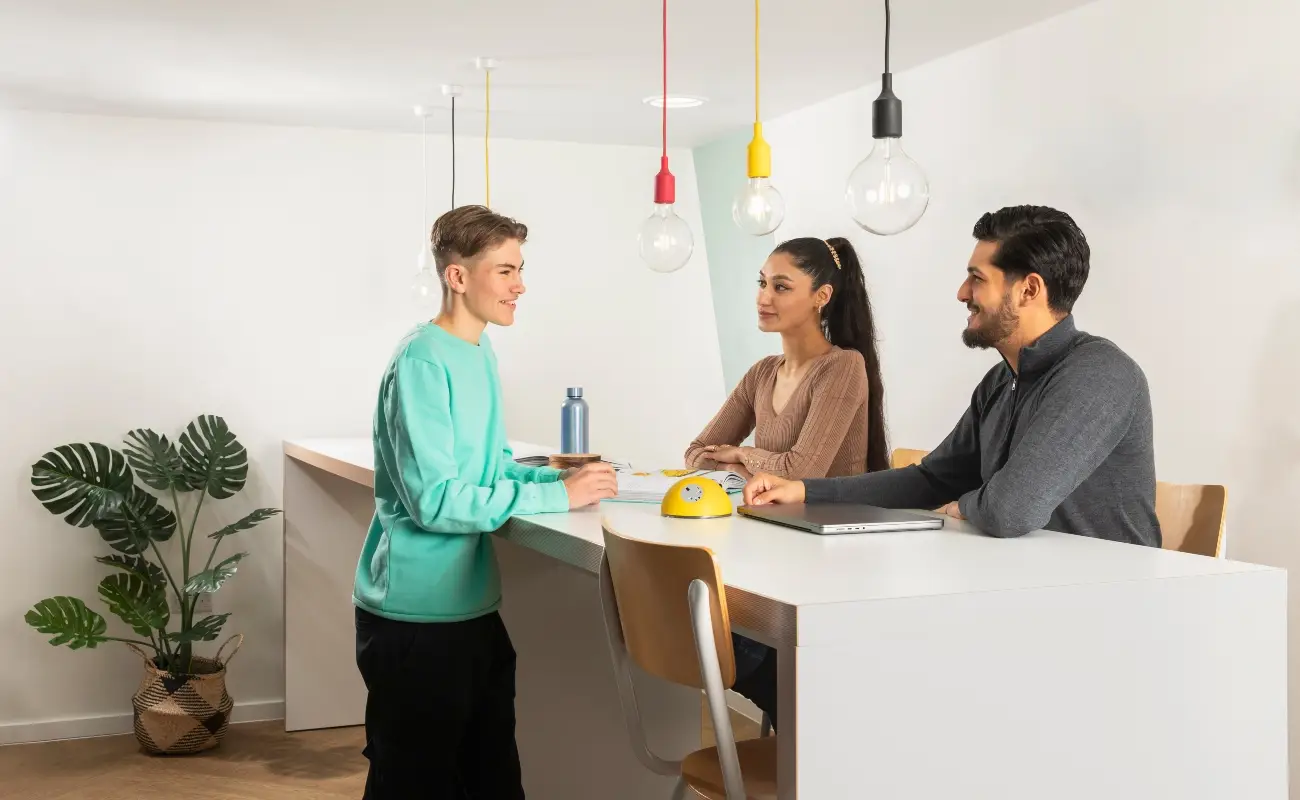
left=637, top=0, right=694, bottom=273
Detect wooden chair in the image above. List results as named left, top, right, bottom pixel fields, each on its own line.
left=1156, top=482, right=1228, bottom=558
left=599, top=521, right=778, bottom=799
left=890, top=447, right=929, bottom=469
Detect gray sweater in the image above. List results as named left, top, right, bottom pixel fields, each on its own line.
left=804, top=316, right=1161, bottom=547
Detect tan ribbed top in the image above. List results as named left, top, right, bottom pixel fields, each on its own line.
left=685, top=347, right=869, bottom=480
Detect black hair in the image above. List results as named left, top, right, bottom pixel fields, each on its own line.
left=771, top=236, right=889, bottom=473
left=971, top=205, right=1090, bottom=315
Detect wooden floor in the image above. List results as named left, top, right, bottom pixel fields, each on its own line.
left=2, top=707, right=761, bottom=799
left=0, top=722, right=368, bottom=800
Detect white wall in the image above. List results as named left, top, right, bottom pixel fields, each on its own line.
left=751, top=0, right=1300, bottom=786
left=0, top=109, right=723, bottom=742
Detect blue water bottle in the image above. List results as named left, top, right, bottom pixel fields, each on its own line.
left=560, top=388, right=589, bottom=454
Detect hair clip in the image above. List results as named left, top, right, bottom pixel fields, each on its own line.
left=824, top=240, right=842, bottom=270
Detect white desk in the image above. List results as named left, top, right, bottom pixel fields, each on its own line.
left=283, top=437, right=1288, bottom=799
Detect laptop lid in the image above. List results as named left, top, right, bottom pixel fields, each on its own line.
left=738, top=503, right=944, bottom=534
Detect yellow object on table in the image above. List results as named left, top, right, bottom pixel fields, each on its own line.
left=660, top=476, right=734, bottom=520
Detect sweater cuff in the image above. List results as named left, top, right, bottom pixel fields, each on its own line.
left=739, top=447, right=771, bottom=475
left=803, top=477, right=841, bottom=504
left=531, top=480, right=570, bottom=514
left=532, top=466, right=564, bottom=483
left=956, top=490, right=979, bottom=524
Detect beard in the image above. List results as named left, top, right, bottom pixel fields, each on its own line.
left=961, top=290, right=1019, bottom=349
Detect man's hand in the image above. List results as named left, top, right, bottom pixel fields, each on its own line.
left=562, top=463, right=618, bottom=509
left=702, top=445, right=744, bottom=465
left=936, top=501, right=966, bottom=520
left=743, top=472, right=806, bottom=506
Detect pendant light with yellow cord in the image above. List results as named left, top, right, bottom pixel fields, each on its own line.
left=731, top=0, right=785, bottom=236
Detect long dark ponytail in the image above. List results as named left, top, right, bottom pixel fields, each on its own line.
left=771, top=236, right=889, bottom=473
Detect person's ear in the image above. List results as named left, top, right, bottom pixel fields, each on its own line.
left=1020, top=274, right=1046, bottom=307
left=815, top=284, right=833, bottom=311
left=444, top=263, right=467, bottom=295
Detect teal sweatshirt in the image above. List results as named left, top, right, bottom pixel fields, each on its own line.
left=353, top=322, right=570, bottom=622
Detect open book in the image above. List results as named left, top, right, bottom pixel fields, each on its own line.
left=612, top=469, right=747, bottom=503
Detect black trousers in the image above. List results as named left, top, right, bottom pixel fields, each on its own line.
left=731, top=632, right=779, bottom=730
left=355, top=607, right=524, bottom=799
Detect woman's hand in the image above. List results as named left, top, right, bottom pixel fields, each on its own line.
left=702, top=444, right=744, bottom=465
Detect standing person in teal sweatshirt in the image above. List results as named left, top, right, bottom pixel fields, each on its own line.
left=353, top=205, right=618, bottom=799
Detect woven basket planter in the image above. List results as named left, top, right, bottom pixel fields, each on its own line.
left=125, top=634, right=243, bottom=755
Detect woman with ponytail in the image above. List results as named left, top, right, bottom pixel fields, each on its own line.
left=685, top=236, right=889, bottom=481
left=684, top=236, right=890, bottom=732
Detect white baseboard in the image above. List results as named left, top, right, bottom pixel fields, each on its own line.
left=0, top=699, right=286, bottom=747
left=725, top=692, right=764, bottom=723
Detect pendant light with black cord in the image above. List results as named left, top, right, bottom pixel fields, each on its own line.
left=443, top=84, right=461, bottom=208
left=845, top=0, right=930, bottom=235
left=638, top=0, right=694, bottom=273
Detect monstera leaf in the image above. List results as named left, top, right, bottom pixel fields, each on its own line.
left=25, top=597, right=109, bottom=649
left=208, top=508, right=282, bottom=541
left=96, top=554, right=166, bottom=590
left=184, top=552, right=246, bottom=594
left=166, top=613, right=230, bottom=644
left=98, top=573, right=169, bottom=638
left=179, top=415, right=248, bottom=500
left=30, top=443, right=133, bottom=527
left=92, top=486, right=177, bottom=555
left=123, top=428, right=193, bottom=492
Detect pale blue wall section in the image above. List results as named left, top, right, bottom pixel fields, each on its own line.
left=693, top=129, right=781, bottom=393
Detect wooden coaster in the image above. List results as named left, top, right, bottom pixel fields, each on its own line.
left=549, top=453, right=601, bottom=470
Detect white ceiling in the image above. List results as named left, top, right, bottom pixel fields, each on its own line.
left=0, top=0, right=1095, bottom=147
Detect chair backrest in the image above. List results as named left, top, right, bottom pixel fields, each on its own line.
left=601, top=522, right=736, bottom=690
left=1156, top=482, right=1228, bottom=557
left=890, top=447, right=929, bottom=469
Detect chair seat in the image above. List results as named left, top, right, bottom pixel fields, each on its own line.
left=683, top=736, right=779, bottom=800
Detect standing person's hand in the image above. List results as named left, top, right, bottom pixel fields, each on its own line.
left=562, top=463, right=618, bottom=509
left=743, top=473, right=806, bottom=506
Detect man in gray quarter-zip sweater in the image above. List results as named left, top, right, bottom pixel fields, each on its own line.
left=744, top=204, right=1161, bottom=549
left=730, top=205, right=1162, bottom=732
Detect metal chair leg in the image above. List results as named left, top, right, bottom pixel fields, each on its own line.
left=760, top=712, right=772, bottom=738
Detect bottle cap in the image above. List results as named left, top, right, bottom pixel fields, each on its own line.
left=566, top=387, right=583, bottom=398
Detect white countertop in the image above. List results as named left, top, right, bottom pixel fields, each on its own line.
left=284, top=436, right=1273, bottom=612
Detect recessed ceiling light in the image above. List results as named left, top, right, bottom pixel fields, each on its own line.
left=643, top=95, right=707, bottom=109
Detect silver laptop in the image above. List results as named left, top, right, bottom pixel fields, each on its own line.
left=738, top=503, right=944, bottom=534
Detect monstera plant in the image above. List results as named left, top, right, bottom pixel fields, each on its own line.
left=25, top=414, right=280, bottom=676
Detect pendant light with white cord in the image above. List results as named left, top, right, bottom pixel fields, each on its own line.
left=410, top=105, right=440, bottom=312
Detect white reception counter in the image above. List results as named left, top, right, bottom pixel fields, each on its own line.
left=283, top=437, right=1287, bottom=799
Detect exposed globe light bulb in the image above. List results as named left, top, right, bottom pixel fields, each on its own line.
left=638, top=203, right=694, bottom=273
left=411, top=246, right=440, bottom=313
left=732, top=123, right=785, bottom=236
left=732, top=177, right=785, bottom=236
left=845, top=136, right=929, bottom=236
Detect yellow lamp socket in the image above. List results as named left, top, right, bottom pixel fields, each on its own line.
left=746, top=123, right=772, bottom=179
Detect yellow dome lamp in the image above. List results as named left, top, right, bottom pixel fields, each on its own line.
left=660, top=475, right=735, bottom=519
